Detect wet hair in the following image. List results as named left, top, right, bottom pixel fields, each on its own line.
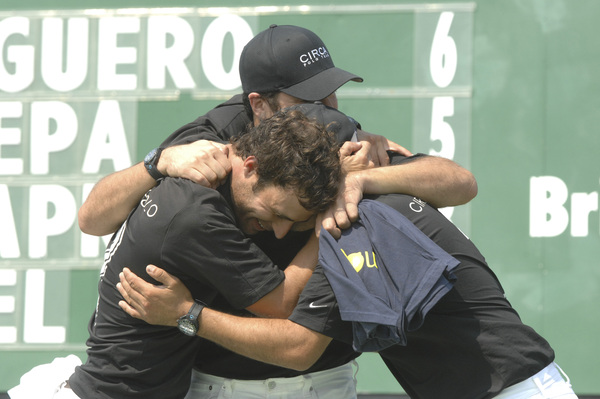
left=231, top=109, right=342, bottom=213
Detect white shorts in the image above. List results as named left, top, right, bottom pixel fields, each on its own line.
left=494, top=362, right=578, bottom=399
left=184, top=361, right=358, bottom=399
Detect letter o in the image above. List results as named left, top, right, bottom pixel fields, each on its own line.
left=201, top=15, right=253, bottom=91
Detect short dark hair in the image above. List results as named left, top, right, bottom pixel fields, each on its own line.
left=231, top=109, right=342, bottom=214
left=242, top=91, right=282, bottom=119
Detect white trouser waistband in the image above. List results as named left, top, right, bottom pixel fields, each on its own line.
left=187, top=361, right=357, bottom=398
left=192, top=361, right=355, bottom=387
left=494, top=362, right=578, bottom=399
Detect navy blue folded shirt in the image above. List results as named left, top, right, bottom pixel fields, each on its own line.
left=318, top=199, right=459, bottom=352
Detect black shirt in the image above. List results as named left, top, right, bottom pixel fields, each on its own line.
left=289, top=156, right=555, bottom=399
left=156, top=94, right=363, bottom=380
left=69, top=178, right=285, bottom=398
left=160, top=94, right=252, bottom=147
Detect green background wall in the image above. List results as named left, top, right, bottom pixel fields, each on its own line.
left=1, top=0, right=598, bottom=395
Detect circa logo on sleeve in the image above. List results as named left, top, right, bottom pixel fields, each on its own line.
left=299, top=47, right=331, bottom=66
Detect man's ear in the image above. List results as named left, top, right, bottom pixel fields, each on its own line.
left=242, top=156, right=258, bottom=178
left=248, top=93, right=271, bottom=123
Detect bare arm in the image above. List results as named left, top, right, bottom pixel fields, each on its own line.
left=78, top=141, right=231, bottom=236
left=117, top=265, right=331, bottom=370
left=355, top=155, right=478, bottom=207
left=337, top=143, right=477, bottom=208
left=78, top=162, right=155, bottom=236
left=198, top=308, right=330, bottom=370
left=117, top=234, right=318, bottom=321
left=245, top=233, right=318, bottom=318
left=356, top=129, right=412, bottom=166
left=320, top=153, right=478, bottom=237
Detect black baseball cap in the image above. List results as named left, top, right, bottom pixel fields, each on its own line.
left=240, top=25, right=363, bottom=101
left=287, top=102, right=357, bottom=143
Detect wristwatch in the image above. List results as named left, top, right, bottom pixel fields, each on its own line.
left=177, top=300, right=205, bottom=336
left=144, top=147, right=166, bottom=181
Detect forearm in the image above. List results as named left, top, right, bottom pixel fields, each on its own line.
left=78, top=162, right=156, bottom=236
left=354, top=155, right=478, bottom=208
left=246, top=234, right=318, bottom=318
left=199, top=308, right=330, bottom=371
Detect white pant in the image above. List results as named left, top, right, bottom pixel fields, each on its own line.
left=8, top=355, right=81, bottom=399
left=52, top=383, right=80, bottom=399
left=184, top=361, right=358, bottom=399
left=494, top=363, right=578, bottom=399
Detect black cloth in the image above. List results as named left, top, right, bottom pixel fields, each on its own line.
left=190, top=228, right=358, bottom=379
left=154, top=94, right=371, bottom=380
left=160, top=94, right=252, bottom=147
left=318, top=199, right=459, bottom=352
left=190, top=157, right=431, bottom=380
left=69, top=178, right=285, bottom=399
left=289, top=155, right=555, bottom=399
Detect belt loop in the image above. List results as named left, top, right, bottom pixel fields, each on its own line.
left=553, top=362, right=572, bottom=386
left=352, top=359, right=359, bottom=387
left=532, top=374, right=548, bottom=398
left=221, top=379, right=233, bottom=399
left=302, top=374, right=315, bottom=398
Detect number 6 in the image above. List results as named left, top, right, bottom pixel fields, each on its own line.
left=430, top=12, right=457, bottom=88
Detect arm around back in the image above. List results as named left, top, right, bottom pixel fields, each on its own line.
left=198, top=308, right=332, bottom=371
left=78, top=162, right=156, bottom=236
left=79, top=141, right=232, bottom=237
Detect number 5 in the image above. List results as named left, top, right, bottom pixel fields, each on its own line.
left=429, top=96, right=455, bottom=159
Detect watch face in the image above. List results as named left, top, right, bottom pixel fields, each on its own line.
left=145, top=148, right=157, bottom=163
left=178, top=317, right=197, bottom=336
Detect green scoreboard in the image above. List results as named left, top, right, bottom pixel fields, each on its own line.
left=1, top=1, right=599, bottom=396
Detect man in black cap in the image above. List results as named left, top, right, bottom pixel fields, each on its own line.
left=79, top=24, right=477, bottom=237
left=13, top=103, right=471, bottom=399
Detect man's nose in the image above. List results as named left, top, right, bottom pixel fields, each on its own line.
left=272, top=220, right=294, bottom=239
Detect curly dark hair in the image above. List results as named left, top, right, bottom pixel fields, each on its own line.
left=231, top=109, right=342, bottom=214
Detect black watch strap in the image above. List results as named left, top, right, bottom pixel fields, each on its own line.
left=144, top=147, right=166, bottom=181
left=177, top=300, right=205, bottom=336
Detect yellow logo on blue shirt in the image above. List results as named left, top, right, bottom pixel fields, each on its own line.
left=341, top=249, right=377, bottom=272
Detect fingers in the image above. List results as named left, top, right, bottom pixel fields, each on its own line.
left=372, top=143, right=390, bottom=167
left=340, top=141, right=374, bottom=173
left=352, top=142, right=375, bottom=168
left=387, top=140, right=413, bottom=157
left=146, top=265, right=180, bottom=287
left=118, top=300, right=142, bottom=319
left=183, top=154, right=231, bottom=188
left=339, top=141, right=363, bottom=159
left=355, top=129, right=414, bottom=164
left=118, top=268, right=145, bottom=306
left=343, top=200, right=360, bottom=223
left=161, top=141, right=232, bottom=187
left=318, top=210, right=341, bottom=239
left=117, top=268, right=147, bottom=319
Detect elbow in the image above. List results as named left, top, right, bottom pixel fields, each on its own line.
left=283, top=349, right=320, bottom=371
left=469, top=176, right=478, bottom=201
left=449, top=169, right=477, bottom=207
left=267, top=306, right=294, bottom=319
left=464, top=171, right=478, bottom=203
left=269, top=296, right=300, bottom=319
left=77, top=206, right=94, bottom=235
left=78, top=205, right=113, bottom=237
left=279, top=330, right=329, bottom=371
